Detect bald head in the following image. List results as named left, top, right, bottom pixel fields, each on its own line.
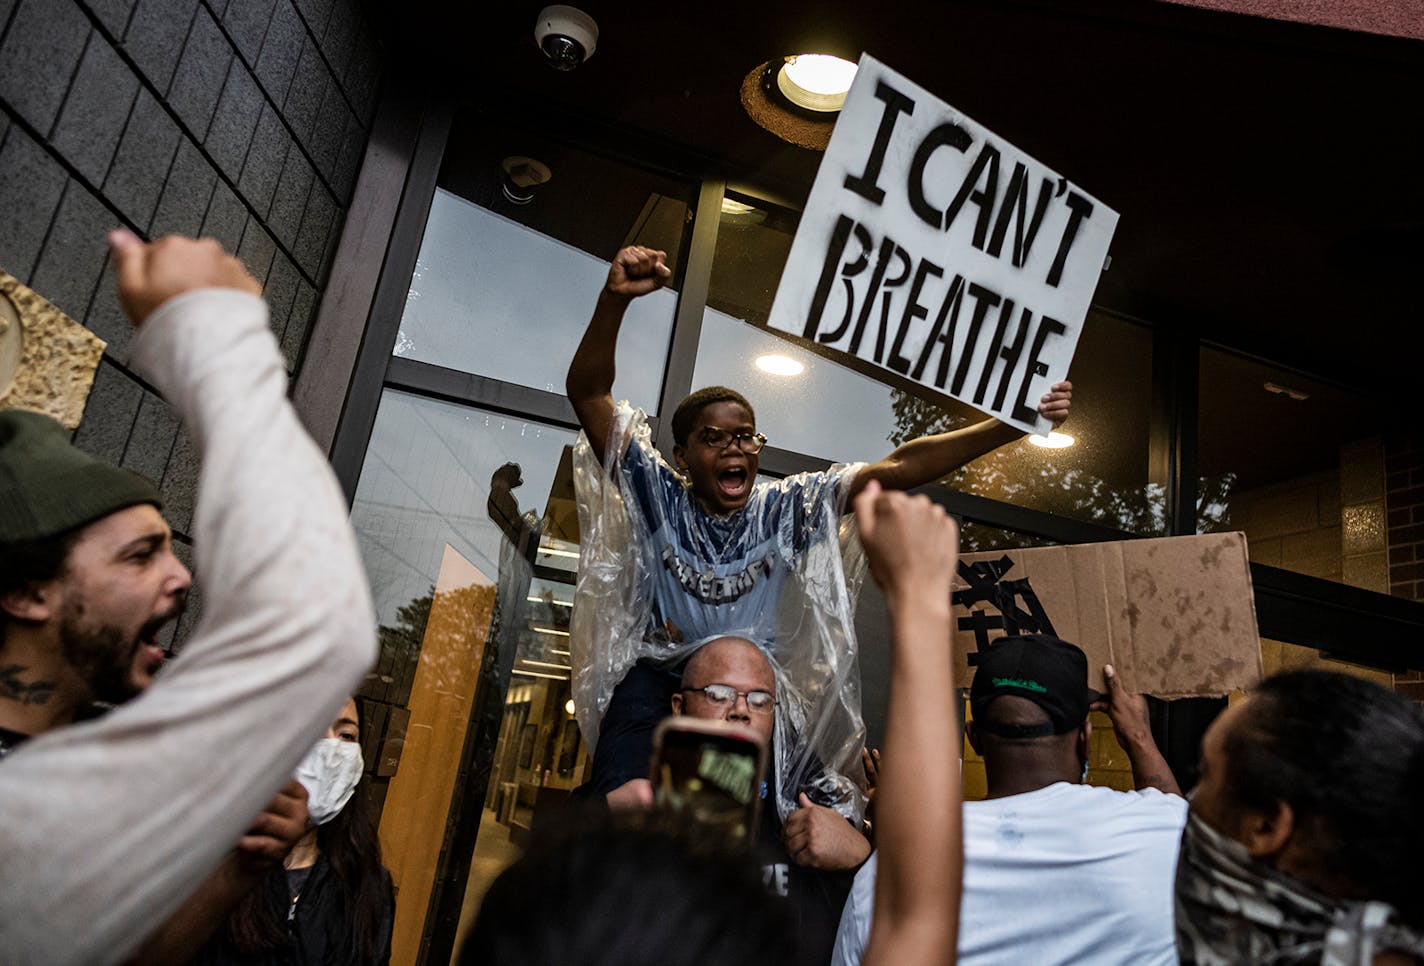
left=672, top=637, right=776, bottom=740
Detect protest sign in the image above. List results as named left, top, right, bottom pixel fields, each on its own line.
left=951, top=532, right=1262, bottom=698
left=767, top=54, right=1118, bottom=434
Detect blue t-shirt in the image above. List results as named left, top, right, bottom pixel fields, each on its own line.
left=621, top=435, right=848, bottom=649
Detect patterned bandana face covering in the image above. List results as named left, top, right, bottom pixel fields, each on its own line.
left=1175, top=810, right=1424, bottom=965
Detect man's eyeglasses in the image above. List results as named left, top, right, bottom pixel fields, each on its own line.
left=697, top=427, right=768, bottom=454
left=680, top=683, right=776, bottom=713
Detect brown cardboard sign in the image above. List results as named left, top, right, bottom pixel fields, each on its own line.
left=953, top=532, right=1261, bottom=699
left=0, top=269, right=106, bottom=430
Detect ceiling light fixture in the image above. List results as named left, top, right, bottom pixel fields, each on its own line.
left=1028, top=431, right=1076, bottom=449
left=1263, top=381, right=1310, bottom=401
left=777, top=54, right=858, bottom=113
left=755, top=354, right=805, bottom=376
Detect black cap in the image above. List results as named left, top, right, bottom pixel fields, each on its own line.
left=969, top=634, right=1099, bottom=738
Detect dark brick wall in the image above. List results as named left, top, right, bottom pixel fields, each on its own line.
left=0, top=0, right=382, bottom=647
left=1385, top=436, right=1424, bottom=701
left=1386, top=437, right=1424, bottom=602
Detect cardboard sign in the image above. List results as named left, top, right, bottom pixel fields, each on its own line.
left=0, top=269, right=105, bottom=430
left=767, top=55, right=1118, bottom=434
left=953, top=532, right=1262, bottom=698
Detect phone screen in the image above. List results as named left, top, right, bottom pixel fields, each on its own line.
left=650, top=718, right=767, bottom=843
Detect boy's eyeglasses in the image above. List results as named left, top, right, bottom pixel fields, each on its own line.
left=698, top=428, right=768, bottom=454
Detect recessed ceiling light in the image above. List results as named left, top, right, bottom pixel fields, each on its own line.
left=1028, top=431, right=1075, bottom=449
left=777, top=54, right=858, bottom=112
left=755, top=354, right=805, bottom=376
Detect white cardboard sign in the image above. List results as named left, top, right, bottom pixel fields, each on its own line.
left=767, top=55, right=1119, bottom=434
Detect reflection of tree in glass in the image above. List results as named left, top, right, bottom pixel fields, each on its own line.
left=370, top=583, right=499, bottom=704
left=367, top=591, right=431, bottom=702
left=888, top=389, right=1234, bottom=543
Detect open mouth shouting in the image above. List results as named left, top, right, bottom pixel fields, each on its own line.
left=717, top=465, right=750, bottom=502
left=130, top=603, right=185, bottom=690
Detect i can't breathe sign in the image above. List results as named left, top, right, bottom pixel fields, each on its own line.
left=767, top=54, right=1118, bottom=435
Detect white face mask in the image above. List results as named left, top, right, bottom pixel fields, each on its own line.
left=294, top=738, right=364, bottom=826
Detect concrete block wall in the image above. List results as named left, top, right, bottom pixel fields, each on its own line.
left=1222, top=468, right=1342, bottom=581
left=0, top=0, right=382, bottom=646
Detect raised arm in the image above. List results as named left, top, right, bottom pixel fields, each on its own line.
left=565, top=245, right=670, bottom=464
left=0, top=234, right=376, bottom=965
left=846, top=381, right=1072, bottom=502
left=855, top=481, right=963, bottom=966
left=1091, top=663, right=1182, bottom=797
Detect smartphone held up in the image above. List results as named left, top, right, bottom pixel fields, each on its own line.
left=649, top=717, right=768, bottom=845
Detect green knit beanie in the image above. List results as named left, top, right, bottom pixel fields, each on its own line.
left=0, top=410, right=163, bottom=543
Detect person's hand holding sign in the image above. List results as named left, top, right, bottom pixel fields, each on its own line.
left=1038, top=380, right=1072, bottom=430
left=604, top=245, right=671, bottom=302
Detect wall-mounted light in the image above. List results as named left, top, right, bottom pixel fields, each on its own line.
left=1028, top=431, right=1075, bottom=449
left=565, top=698, right=576, bottom=716
left=755, top=354, right=805, bottom=376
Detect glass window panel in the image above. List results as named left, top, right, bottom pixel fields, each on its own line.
left=397, top=190, right=681, bottom=405
left=350, top=389, right=576, bottom=628
left=695, top=195, right=1162, bottom=533
left=350, top=391, right=589, bottom=961
left=1198, top=348, right=1381, bottom=587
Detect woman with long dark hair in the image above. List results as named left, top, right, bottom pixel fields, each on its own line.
left=194, top=697, right=394, bottom=965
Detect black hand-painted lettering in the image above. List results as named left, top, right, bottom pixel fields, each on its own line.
left=813, top=221, right=875, bottom=345
left=953, top=558, right=1057, bottom=659
left=1045, top=190, right=1094, bottom=287
left=843, top=80, right=916, bottom=206
left=888, top=257, right=945, bottom=375
left=907, top=122, right=972, bottom=229
left=942, top=142, right=1001, bottom=251
left=992, top=306, right=1033, bottom=411
left=972, top=297, right=1016, bottom=406
left=985, top=165, right=1054, bottom=268
left=846, top=236, right=900, bottom=355
left=804, top=214, right=857, bottom=341
left=911, top=273, right=965, bottom=386
left=1011, top=315, right=1066, bottom=423
left=872, top=245, right=913, bottom=364
left=949, top=282, right=1002, bottom=395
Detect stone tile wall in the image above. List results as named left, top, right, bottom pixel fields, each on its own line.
left=0, top=0, right=382, bottom=645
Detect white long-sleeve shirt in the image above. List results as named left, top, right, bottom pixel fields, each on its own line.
left=0, top=290, right=377, bottom=966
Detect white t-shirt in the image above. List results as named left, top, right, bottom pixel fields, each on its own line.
left=830, top=782, right=1188, bottom=966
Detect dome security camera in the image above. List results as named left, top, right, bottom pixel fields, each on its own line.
left=534, top=5, right=598, bottom=71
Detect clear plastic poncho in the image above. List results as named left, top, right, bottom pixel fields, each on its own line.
left=570, top=402, right=869, bottom=823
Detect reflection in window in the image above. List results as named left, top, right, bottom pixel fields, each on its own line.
left=958, top=521, right=1057, bottom=554
left=350, top=390, right=575, bottom=630
left=396, top=189, right=683, bottom=407
left=696, top=195, right=1163, bottom=533
left=1198, top=348, right=1381, bottom=588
